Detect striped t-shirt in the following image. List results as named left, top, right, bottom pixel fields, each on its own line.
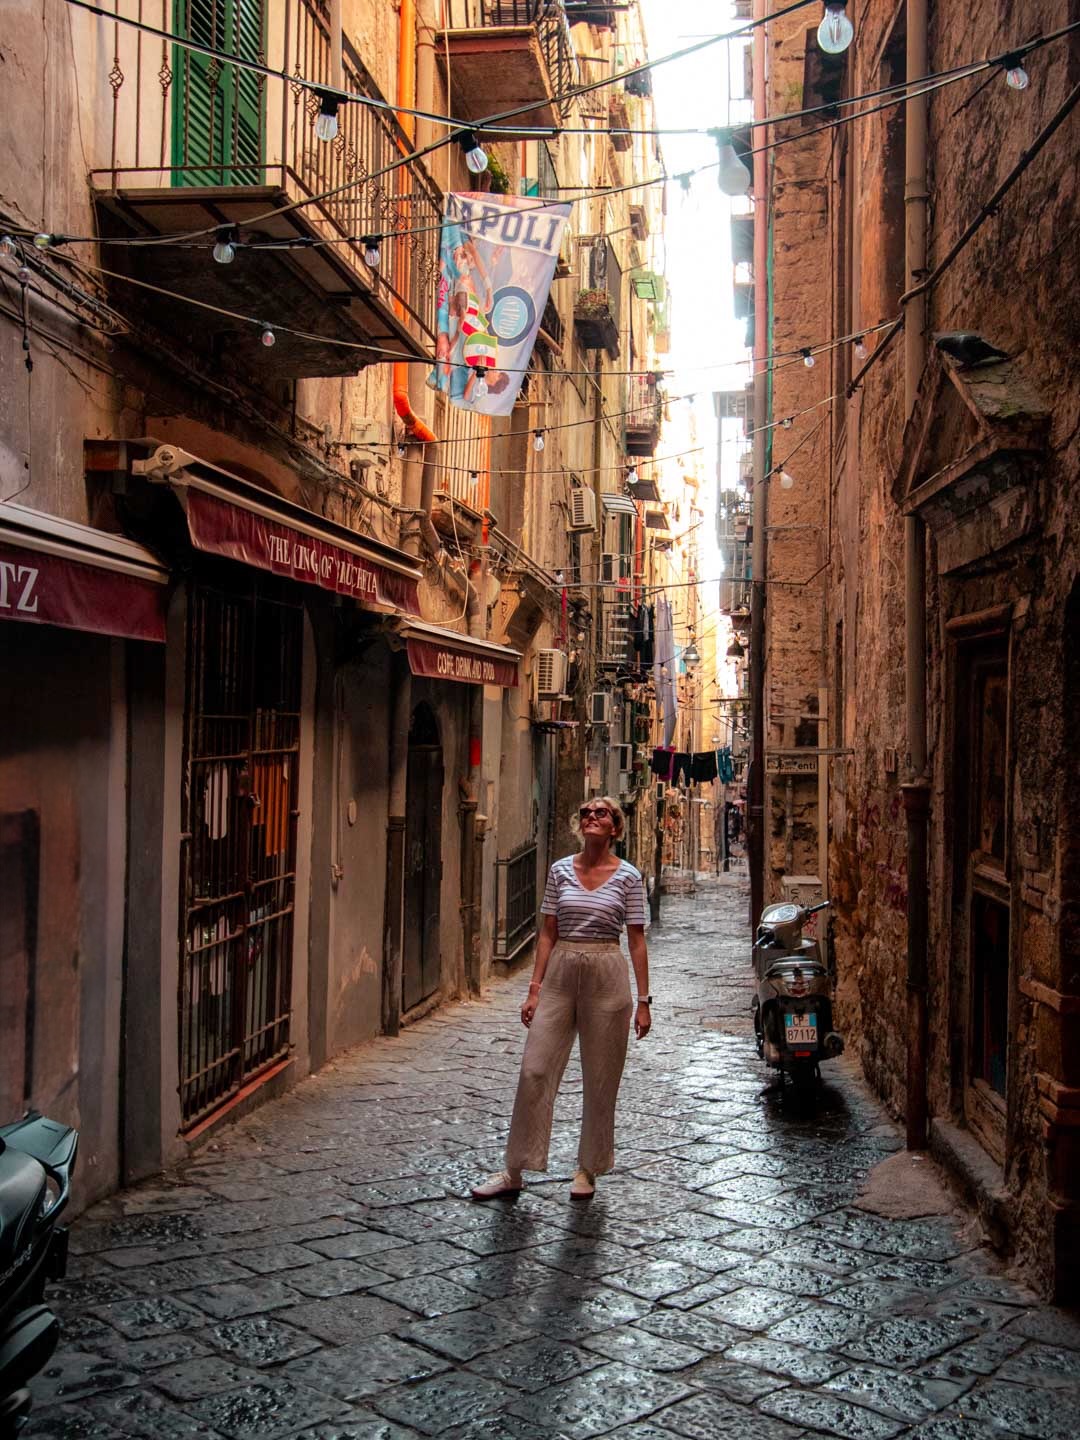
left=540, top=855, right=648, bottom=940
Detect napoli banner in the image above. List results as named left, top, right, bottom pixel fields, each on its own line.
left=428, top=192, right=571, bottom=417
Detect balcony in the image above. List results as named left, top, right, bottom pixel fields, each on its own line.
left=574, top=238, right=621, bottom=358
left=564, top=0, right=619, bottom=28
left=86, top=0, right=439, bottom=378
left=437, top=0, right=578, bottom=133
left=717, top=496, right=752, bottom=544
left=625, top=373, right=662, bottom=457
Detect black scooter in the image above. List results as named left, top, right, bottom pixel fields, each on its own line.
left=0, top=1113, right=78, bottom=1437
left=752, top=900, right=843, bottom=1098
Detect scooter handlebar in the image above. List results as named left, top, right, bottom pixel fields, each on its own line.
left=806, top=900, right=831, bottom=915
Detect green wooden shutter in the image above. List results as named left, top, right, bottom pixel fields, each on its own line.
left=172, top=0, right=264, bottom=186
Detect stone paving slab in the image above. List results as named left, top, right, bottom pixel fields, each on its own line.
left=26, top=878, right=1080, bottom=1438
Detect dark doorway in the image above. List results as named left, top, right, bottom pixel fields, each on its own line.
left=953, top=631, right=1011, bottom=1163
left=403, top=703, right=443, bottom=1013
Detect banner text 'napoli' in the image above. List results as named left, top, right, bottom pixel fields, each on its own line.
left=428, top=192, right=570, bottom=419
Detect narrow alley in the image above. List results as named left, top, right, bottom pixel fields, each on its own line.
left=27, top=882, right=1080, bottom=1440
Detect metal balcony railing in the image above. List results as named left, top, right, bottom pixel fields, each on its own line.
left=441, top=0, right=580, bottom=117
left=88, top=0, right=441, bottom=340
left=495, top=843, right=538, bottom=960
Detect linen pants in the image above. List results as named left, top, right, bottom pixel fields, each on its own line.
left=505, top=940, right=633, bottom=1176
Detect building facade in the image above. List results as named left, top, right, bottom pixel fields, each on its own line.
left=0, top=0, right=672, bottom=1208
left=743, top=0, right=1080, bottom=1297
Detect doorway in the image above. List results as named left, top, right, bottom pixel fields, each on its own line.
left=403, top=703, right=443, bottom=1013
left=954, top=633, right=1011, bottom=1162
left=178, top=574, right=302, bottom=1127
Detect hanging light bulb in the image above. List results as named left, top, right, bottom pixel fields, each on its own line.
left=780, top=469, right=795, bottom=490
left=1003, top=54, right=1030, bottom=90
left=396, top=443, right=407, bottom=459
left=16, top=265, right=31, bottom=285
left=457, top=131, right=488, bottom=173
left=32, top=233, right=52, bottom=250
left=817, top=0, right=854, bottom=55
left=212, top=226, right=237, bottom=264
left=314, top=90, right=341, bottom=142
left=473, top=374, right=489, bottom=400
left=361, top=235, right=381, bottom=269
left=713, top=129, right=752, bottom=197
left=0, top=235, right=17, bottom=258
left=853, top=335, right=868, bottom=360
left=627, top=465, right=639, bottom=485
left=533, top=430, right=545, bottom=452
left=260, top=324, right=276, bottom=348
left=781, top=416, right=793, bottom=430
left=554, top=569, right=565, bottom=585
left=469, top=470, right=479, bottom=486
left=801, top=347, right=816, bottom=368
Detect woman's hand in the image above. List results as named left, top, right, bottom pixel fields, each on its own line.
left=634, top=1001, right=652, bottom=1040
left=521, top=994, right=538, bottom=1028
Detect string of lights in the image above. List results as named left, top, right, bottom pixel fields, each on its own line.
left=22, top=20, right=1078, bottom=259
left=51, top=0, right=821, bottom=256
left=59, top=0, right=820, bottom=157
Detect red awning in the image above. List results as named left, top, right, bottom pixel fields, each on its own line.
left=133, top=445, right=422, bottom=616
left=399, top=619, right=521, bottom=688
left=0, top=502, right=168, bottom=643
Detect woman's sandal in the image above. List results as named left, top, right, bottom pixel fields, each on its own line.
left=470, top=1170, right=522, bottom=1200
left=570, top=1168, right=596, bottom=1201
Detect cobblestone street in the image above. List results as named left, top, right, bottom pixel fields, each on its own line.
left=28, top=880, right=1080, bottom=1439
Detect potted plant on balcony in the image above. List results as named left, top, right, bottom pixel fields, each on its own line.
left=624, top=66, right=652, bottom=98
left=574, top=288, right=618, bottom=354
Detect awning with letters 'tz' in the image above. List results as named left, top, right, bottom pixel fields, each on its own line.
left=396, top=618, right=521, bottom=688
left=0, top=501, right=169, bottom=642
left=133, top=444, right=423, bottom=616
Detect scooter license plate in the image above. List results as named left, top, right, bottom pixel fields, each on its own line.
left=785, top=1013, right=818, bottom=1045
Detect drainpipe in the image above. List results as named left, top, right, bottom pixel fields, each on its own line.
left=903, top=0, right=931, bottom=1150
left=747, top=0, right=769, bottom=933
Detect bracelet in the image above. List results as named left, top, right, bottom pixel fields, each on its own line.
left=528, top=982, right=541, bottom=992
left=637, top=996, right=652, bottom=1005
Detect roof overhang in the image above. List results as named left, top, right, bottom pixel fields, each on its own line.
left=130, top=443, right=422, bottom=615
left=393, top=617, right=521, bottom=688
left=0, top=501, right=168, bottom=642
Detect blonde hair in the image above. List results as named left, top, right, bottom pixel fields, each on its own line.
left=570, top=795, right=626, bottom=845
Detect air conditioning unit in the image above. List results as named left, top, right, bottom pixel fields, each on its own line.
left=600, top=552, right=631, bottom=583
left=535, top=648, right=569, bottom=700
left=568, top=486, right=597, bottom=532
left=589, top=690, right=613, bottom=725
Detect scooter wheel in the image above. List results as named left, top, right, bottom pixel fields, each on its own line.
left=784, top=1060, right=818, bottom=1108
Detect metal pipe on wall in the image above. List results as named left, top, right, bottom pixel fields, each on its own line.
left=903, top=0, right=931, bottom=1150
left=748, top=0, right=769, bottom=933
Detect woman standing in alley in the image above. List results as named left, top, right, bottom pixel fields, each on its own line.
left=472, top=797, right=651, bottom=1202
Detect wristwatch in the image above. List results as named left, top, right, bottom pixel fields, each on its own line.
left=637, top=996, right=653, bottom=1005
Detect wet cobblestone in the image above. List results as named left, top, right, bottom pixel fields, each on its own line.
left=26, top=879, right=1080, bottom=1436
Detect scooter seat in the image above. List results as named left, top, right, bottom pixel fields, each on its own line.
left=0, top=1150, right=46, bottom=1272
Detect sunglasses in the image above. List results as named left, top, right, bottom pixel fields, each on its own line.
left=579, top=805, right=613, bottom=821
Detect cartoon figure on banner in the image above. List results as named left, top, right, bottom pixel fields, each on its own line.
left=428, top=194, right=568, bottom=418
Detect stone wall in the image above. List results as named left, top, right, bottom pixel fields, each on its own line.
left=811, top=0, right=1080, bottom=1296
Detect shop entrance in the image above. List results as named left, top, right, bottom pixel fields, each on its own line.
left=403, top=703, right=443, bottom=1012
left=178, top=573, right=302, bottom=1126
